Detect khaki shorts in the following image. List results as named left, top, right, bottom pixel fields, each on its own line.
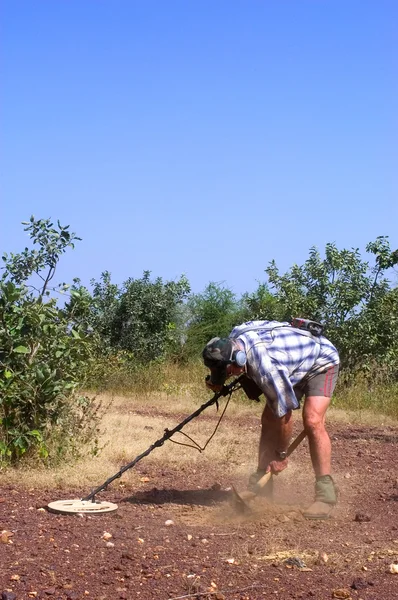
left=294, top=364, right=339, bottom=400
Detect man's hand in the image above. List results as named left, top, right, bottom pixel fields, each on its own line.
left=267, top=458, right=289, bottom=475
left=205, top=376, right=222, bottom=393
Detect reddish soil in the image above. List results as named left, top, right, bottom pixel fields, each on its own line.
left=1, top=420, right=398, bottom=600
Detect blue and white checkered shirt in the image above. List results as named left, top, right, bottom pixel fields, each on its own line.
left=229, top=320, right=340, bottom=417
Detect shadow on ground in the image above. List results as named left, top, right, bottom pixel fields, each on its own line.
left=122, top=486, right=232, bottom=507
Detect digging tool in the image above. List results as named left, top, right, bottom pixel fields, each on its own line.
left=47, top=375, right=246, bottom=515
left=231, top=429, right=307, bottom=512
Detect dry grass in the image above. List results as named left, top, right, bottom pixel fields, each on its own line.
left=1, top=390, right=262, bottom=491
left=2, top=367, right=397, bottom=490
left=333, top=376, right=398, bottom=420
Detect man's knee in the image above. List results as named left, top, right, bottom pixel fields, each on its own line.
left=303, top=412, right=323, bottom=433
left=303, top=395, right=330, bottom=431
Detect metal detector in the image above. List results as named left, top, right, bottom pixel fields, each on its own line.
left=47, top=375, right=245, bottom=515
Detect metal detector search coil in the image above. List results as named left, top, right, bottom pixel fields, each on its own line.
left=47, top=498, right=118, bottom=515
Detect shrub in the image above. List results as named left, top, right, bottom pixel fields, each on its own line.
left=0, top=217, right=101, bottom=464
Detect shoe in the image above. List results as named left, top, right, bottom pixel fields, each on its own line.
left=302, top=475, right=337, bottom=520
left=248, top=470, right=274, bottom=499
left=302, top=500, right=334, bottom=520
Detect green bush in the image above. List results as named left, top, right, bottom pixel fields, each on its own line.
left=0, top=217, right=101, bottom=464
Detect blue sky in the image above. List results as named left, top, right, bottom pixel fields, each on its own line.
left=2, top=0, right=397, bottom=297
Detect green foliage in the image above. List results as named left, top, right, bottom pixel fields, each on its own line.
left=240, top=283, right=283, bottom=321
left=81, top=236, right=398, bottom=394
left=91, top=272, right=120, bottom=346
left=110, top=271, right=190, bottom=363
left=3, top=216, right=80, bottom=290
left=0, top=217, right=100, bottom=464
left=265, top=236, right=398, bottom=376
left=63, top=270, right=192, bottom=385
left=266, top=243, right=368, bottom=325
left=184, top=282, right=243, bottom=357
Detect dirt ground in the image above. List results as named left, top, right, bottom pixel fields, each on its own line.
left=1, top=412, right=398, bottom=600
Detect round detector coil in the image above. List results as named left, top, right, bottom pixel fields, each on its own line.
left=47, top=498, right=118, bottom=515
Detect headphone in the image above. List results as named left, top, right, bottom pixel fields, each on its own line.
left=231, top=347, right=247, bottom=368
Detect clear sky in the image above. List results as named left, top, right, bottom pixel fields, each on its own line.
left=2, top=1, right=397, bottom=297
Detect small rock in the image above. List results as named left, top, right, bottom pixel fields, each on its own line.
left=277, top=514, right=290, bottom=523
left=284, top=557, right=306, bottom=569
left=106, top=541, right=115, bottom=548
left=354, top=513, right=371, bottom=522
left=351, top=578, right=368, bottom=589
left=332, top=589, right=352, bottom=599
left=389, top=563, right=398, bottom=574
left=211, top=483, right=221, bottom=491
left=0, top=531, right=13, bottom=544
left=318, top=551, right=328, bottom=563
left=102, top=532, right=112, bottom=541
left=121, top=552, right=134, bottom=560
left=2, top=592, right=17, bottom=600
left=164, top=520, right=174, bottom=527
left=43, top=588, right=56, bottom=596
left=286, top=511, right=302, bottom=522
left=187, top=534, right=192, bottom=540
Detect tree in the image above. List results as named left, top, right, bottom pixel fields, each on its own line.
left=110, top=271, right=190, bottom=363
left=240, top=283, right=283, bottom=322
left=265, top=237, right=398, bottom=374
left=184, top=282, right=243, bottom=356
left=0, top=217, right=99, bottom=463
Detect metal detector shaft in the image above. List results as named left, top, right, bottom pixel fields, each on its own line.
left=82, top=375, right=245, bottom=502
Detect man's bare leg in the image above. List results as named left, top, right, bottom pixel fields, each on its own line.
left=302, top=395, right=337, bottom=519
left=247, top=405, right=293, bottom=498
left=258, top=404, right=293, bottom=473
left=302, top=395, right=331, bottom=476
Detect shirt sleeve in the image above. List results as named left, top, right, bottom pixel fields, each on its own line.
left=249, top=356, right=300, bottom=417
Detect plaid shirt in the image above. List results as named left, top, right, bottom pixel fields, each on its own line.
left=229, top=320, right=340, bottom=417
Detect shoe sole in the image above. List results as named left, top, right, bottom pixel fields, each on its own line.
left=302, top=512, right=331, bottom=520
